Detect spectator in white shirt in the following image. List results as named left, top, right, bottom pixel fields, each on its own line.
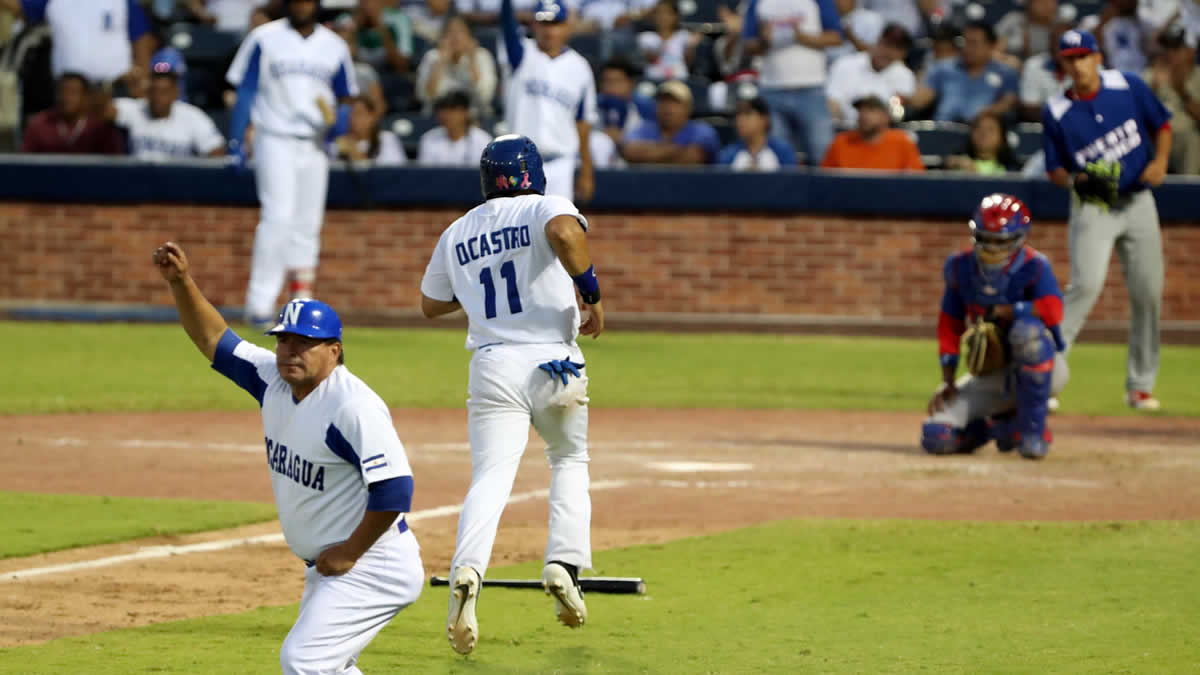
left=416, top=14, right=498, bottom=116
left=995, top=0, right=1059, bottom=65
left=637, top=0, right=701, bottom=80
left=183, top=0, right=260, bottom=35
left=827, top=22, right=914, bottom=125
left=330, top=97, right=407, bottom=166
left=417, top=89, right=493, bottom=165
left=97, top=58, right=225, bottom=160
left=1080, top=0, right=1153, bottom=72
left=1018, top=21, right=1073, bottom=121
left=11, top=0, right=154, bottom=88
left=742, top=0, right=844, bottom=164
left=826, top=0, right=886, bottom=66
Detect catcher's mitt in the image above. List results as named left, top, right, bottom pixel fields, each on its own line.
left=1073, top=160, right=1121, bottom=209
left=964, top=318, right=1006, bottom=376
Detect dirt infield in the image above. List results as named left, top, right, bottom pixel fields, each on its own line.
left=2, top=408, right=1199, bottom=647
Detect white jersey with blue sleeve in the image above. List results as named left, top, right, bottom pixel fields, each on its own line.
left=210, top=328, right=414, bottom=563
left=420, top=194, right=589, bottom=350
left=114, top=98, right=225, bottom=160
left=225, top=19, right=358, bottom=139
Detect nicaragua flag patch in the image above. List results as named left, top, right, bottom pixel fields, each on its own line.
left=362, top=453, right=389, bottom=473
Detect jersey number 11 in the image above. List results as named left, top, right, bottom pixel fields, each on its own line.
left=480, top=261, right=523, bottom=319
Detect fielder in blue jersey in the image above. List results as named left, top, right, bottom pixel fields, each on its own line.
left=1041, top=29, right=1171, bottom=411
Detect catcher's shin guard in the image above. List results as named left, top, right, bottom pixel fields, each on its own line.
left=1009, top=317, right=1056, bottom=458
left=921, top=419, right=990, bottom=455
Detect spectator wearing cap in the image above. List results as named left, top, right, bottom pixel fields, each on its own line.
left=1019, top=21, right=1075, bottom=122
left=182, top=0, right=260, bottom=35
left=1146, top=23, right=1200, bottom=173
left=597, top=57, right=655, bottom=137
left=995, top=0, right=1060, bottom=65
left=21, top=73, right=124, bottom=154
left=718, top=94, right=798, bottom=170
left=620, top=79, right=722, bottom=164
left=909, top=21, right=1019, bottom=122
left=330, top=96, right=407, bottom=165
left=354, top=0, right=415, bottom=72
left=8, top=0, right=154, bottom=89
left=416, top=14, right=498, bottom=117
left=498, top=0, right=598, bottom=200
left=418, top=89, right=493, bottom=165
left=636, top=0, right=701, bottom=80
left=826, top=22, right=914, bottom=125
left=742, top=0, right=844, bottom=165
left=94, top=57, right=225, bottom=161
left=820, top=94, right=923, bottom=170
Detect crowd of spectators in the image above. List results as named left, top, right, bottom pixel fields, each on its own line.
left=2, top=0, right=1200, bottom=176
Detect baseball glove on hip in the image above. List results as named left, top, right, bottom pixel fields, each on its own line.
left=1073, top=160, right=1121, bottom=209
left=964, top=318, right=1006, bottom=376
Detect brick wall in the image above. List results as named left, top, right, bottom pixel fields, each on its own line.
left=3, top=203, right=1199, bottom=323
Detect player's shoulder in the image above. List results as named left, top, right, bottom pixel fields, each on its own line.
left=248, top=18, right=288, bottom=40
left=313, top=23, right=350, bottom=49
left=1100, top=69, right=1137, bottom=90
left=1045, top=91, right=1074, bottom=122
left=561, top=48, right=596, bottom=74
left=325, top=367, right=389, bottom=415
left=172, top=99, right=210, bottom=121
left=943, top=249, right=972, bottom=277
left=1023, top=246, right=1055, bottom=270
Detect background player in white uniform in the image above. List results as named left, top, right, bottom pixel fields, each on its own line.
left=153, top=241, right=423, bottom=675
left=419, top=135, right=604, bottom=655
left=226, top=0, right=358, bottom=327
left=98, top=57, right=225, bottom=161
left=499, top=0, right=598, bottom=201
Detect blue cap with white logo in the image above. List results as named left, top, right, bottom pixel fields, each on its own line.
left=534, top=0, right=568, bottom=23
left=1059, top=29, right=1099, bottom=57
left=265, top=299, right=343, bottom=340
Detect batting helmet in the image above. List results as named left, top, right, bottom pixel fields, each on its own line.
left=969, top=193, right=1031, bottom=265
left=265, top=299, right=343, bottom=340
left=480, top=134, right=546, bottom=200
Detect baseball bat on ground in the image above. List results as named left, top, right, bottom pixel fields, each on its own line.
left=429, top=576, right=646, bottom=594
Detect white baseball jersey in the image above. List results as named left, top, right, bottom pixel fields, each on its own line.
left=113, top=98, right=224, bottom=161
left=421, top=194, right=588, bottom=350
left=226, top=19, right=358, bottom=139
left=501, top=38, right=598, bottom=158
left=210, top=328, right=414, bottom=562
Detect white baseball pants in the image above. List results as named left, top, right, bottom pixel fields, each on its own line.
left=451, top=342, right=592, bottom=579
left=246, top=132, right=330, bottom=320
left=280, top=529, right=423, bottom=675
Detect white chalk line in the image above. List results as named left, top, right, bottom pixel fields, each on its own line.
left=1, top=479, right=630, bottom=583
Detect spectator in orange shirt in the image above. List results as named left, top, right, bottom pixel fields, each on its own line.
left=820, top=95, right=924, bottom=171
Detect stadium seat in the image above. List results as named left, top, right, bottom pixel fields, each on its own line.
left=903, top=120, right=970, bottom=158
left=379, top=72, right=418, bottom=113
left=1012, top=122, right=1043, bottom=160
left=186, top=68, right=219, bottom=109
left=385, top=113, right=439, bottom=154
left=699, top=115, right=735, bottom=148
left=687, top=76, right=713, bottom=115
left=568, top=33, right=605, bottom=64
left=168, top=23, right=241, bottom=65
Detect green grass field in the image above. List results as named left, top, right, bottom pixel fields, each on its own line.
left=3, top=519, right=1198, bottom=674
left=3, top=321, right=1198, bottom=416
left=0, top=492, right=277, bottom=559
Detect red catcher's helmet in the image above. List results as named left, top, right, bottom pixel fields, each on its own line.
left=969, top=193, right=1031, bottom=264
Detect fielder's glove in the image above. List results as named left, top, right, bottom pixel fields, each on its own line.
left=1073, top=160, right=1121, bottom=209
left=964, top=318, right=1006, bottom=376
left=538, top=359, right=585, bottom=386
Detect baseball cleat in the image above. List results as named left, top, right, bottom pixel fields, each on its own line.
left=1018, top=429, right=1053, bottom=460
left=447, top=567, right=480, bottom=655
left=1126, top=390, right=1160, bottom=411
left=542, top=563, right=587, bottom=628
left=1047, top=397, right=1060, bottom=413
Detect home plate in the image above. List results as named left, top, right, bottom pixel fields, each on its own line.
left=646, top=461, right=754, bottom=473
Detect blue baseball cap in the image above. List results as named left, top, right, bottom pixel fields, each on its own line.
left=1059, top=29, right=1099, bottom=57
left=534, top=0, right=568, bottom=23
left=150, top=48, right=186, bottom=77
left=265, top=299, right=343, bottom=340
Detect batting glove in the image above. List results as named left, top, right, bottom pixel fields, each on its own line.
left=538, top=359, right=585, bottom=386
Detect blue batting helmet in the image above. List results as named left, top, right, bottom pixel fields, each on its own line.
left=480, top=134, right=546, bottom=200
left=265, top=299, right=343, bottom=340
left=969, top=193, right=1031, bottom=262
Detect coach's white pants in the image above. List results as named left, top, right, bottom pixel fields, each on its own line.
left=542, top=156, right=576, bottom=201
left=281, top=529, right=423, bottom=675
left=246, top=132, right=330, bottom=320
left=451, top=342, right=592, bottom=579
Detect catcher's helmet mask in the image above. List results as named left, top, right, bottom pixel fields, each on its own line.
left=969, top=193, right=1031, bottom=266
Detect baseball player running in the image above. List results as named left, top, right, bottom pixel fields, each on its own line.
left=419, top=135, right=604, bottom=655
left=499, top=0, right=599, bottom=201
left=153, top=241, right=423, bottom=675
left=922, top=194, right=1071, bottom=460
left=227, top=0, right=358, bottom=327
left=1042, top=29, right=1172, bottom=410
